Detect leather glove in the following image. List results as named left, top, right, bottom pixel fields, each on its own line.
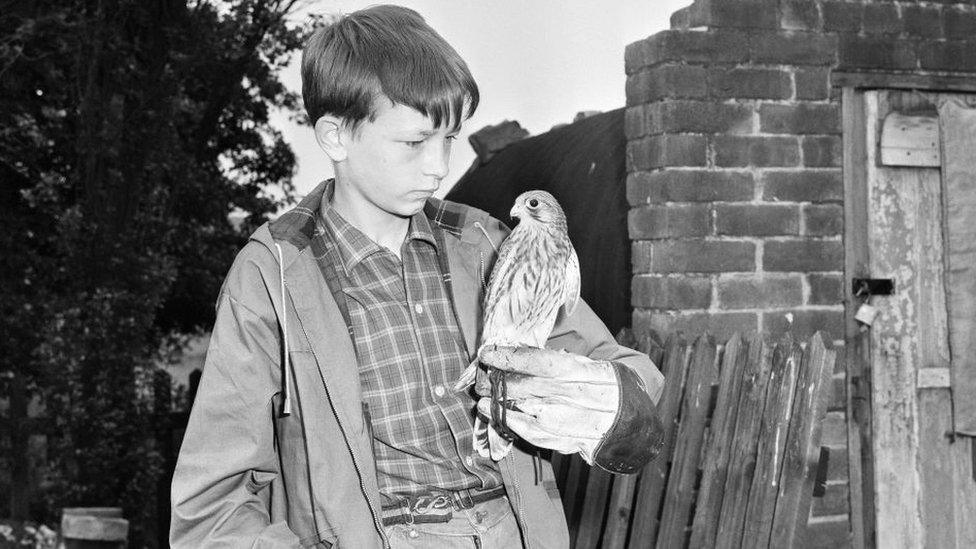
left=475, top=345, right=663, bottom=472
left=478, top=347, right=620, bottom=464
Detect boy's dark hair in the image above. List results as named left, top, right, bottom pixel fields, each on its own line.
left=301, top=5, right=479, bottom=131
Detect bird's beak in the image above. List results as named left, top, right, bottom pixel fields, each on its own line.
left=509, top=203, right=521, bottom=220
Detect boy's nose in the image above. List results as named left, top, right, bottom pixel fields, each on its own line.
left=422, top=141, right=450, bottom=180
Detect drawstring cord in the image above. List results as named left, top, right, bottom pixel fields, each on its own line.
left=274, top=242, right=292, bottom=417
left=472, top=221, right=499, bottom=253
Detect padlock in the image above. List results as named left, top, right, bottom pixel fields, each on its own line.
left=855, top=302, right=879, bottom=326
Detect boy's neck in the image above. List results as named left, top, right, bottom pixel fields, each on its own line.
left=330, top=180, right=410, bottom=256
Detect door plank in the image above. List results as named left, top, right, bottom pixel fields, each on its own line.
left=770, top=333, right=837, bottom=546
left=601, top=473, right=637, bottom=549
left=741, top=336, right=802, bottom=548
left=865, top=91, right=930, bottom=548
left=714, top=338, right=774, bottom=549
left=842, top=86, right=872, bottom=549
left=938, top=99, right=976, bottom=436
left=627, top=336, right=692, bottom=549
left=657, top=335, right=719, bottom=549
left=689, top=334, right=750, bottom=548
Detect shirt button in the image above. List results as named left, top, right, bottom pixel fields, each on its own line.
left=465, top=455, right=474, bottom=467
left=434, top=385, right=445, bottom=397
left=414, top=303, right=424, bottom=314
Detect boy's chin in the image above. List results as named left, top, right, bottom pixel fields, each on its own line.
left=395, top=196, right=431, bottom=216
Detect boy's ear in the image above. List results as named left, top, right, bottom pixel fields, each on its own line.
left=313, top=115, right=348, bottom=162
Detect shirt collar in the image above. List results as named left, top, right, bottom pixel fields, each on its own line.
left=317, top=180, right=438, bottom=275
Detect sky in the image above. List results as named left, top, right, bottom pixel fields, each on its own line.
left=272, top=0, right=690, bottom=199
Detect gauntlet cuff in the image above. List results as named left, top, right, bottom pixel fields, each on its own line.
left=593, top=363, right=666, bottom=474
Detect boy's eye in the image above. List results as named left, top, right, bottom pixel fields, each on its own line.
left=446, top=135, right=458, bottom=142
left=404, top=139, right=425, bottom=148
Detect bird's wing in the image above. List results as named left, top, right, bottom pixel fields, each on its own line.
left=563, top=247, right=581, bottom=317
left=482, top=236, right=533, bottom=344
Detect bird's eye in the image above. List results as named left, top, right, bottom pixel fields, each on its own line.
left=528, top=198, right=539, bottom=209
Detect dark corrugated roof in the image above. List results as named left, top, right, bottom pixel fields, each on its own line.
left=446, top=108, right=631, bottom=334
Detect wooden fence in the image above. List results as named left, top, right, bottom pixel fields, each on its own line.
left=554, top=331, right=837, bottom=548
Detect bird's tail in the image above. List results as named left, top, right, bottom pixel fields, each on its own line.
left=488, top=424, right=514, bottom=461
left=454, top=360, right=478, bottom=391
left=473, top=410, right=515, bottom=461
left=460, top=354, right=516, bottom=461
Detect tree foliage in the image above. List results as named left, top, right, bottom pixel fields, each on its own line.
left=0, top=0, right=307, bottom=543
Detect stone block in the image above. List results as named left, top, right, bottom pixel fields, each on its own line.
left=749, top=32, right=838, bottom=66
left=763, top=308, right=846, bottom=340
left=903, top=4, right=944, bottom=39
left=627, top=135, right=709, bottom=170
left=644, top=100, right=755, bottom=135
left=760, top=103, right=842, bottom=135
left=805, top=204, right=844, bottom=236
left=709, top=67, right=793, bottom=99
left=822, top=1, right=863, bottom=33
left=781, top=1, right=821, bottom=31
left=802, top=135, right=842, bottom=167
left=628, top=30, right=750, bottom=71
left=717, top=274, right=805, bottom=309
left=862, top=3, right=903, bottom=35
left=838, top=35, right=917, bottom=71
left=633, top=239, right=756, bottom=273
left=671, top=0, right=780, bottom=30
left=765, top=239, right=844, bottom=271
left=808, top=273, right=843, bottom=305
left=629, top=204, right=712, bottom=239
left=763, top=170, right=843, bottom=202
left=944, top=6, right=976, bottom=40
left=626, top=170, right=755, bottom=205
left=918, top=40, right=976, bottom=72
left=714, top=136, right=801, bottom=167
left=626, top=64, right=709, bottom=105
left=715, top=203, right=800, bottom=236
left=795, top=67, right=831, bottom=101
left=632, top=275, right=712, bottom=309
left=634, top=309, right=759, bottom=341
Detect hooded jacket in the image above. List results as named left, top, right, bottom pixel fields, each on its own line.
left=170, top=183, right=664, bottom=548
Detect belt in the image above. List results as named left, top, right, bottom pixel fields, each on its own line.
left=380, top=486, right=507, bottom=527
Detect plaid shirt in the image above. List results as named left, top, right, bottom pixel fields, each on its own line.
left=316, top=190, right=502, bottom=505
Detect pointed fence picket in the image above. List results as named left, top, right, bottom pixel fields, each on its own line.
left=552, top=331, right=836, bottom=549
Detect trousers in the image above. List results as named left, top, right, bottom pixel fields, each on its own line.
left=385, top=495, right=523, bottom=548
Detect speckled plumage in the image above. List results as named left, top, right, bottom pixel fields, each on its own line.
left=457, top=190, right=580, bottom=460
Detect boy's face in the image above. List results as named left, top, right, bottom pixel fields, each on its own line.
left=333, top=98, right=459, bottom=219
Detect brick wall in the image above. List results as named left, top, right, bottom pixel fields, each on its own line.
left=626, top=0, right=976, bottom=343
left=625, top=0, right=976, bottom=546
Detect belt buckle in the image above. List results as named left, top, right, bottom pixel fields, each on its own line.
left=402, top=500, right=415, bottom=526
left=453, top=489, right=475, bottom=510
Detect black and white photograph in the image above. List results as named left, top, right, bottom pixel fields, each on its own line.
left=3, top=1, right=976, bottom=547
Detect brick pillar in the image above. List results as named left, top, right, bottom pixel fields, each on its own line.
left=627, top=0, right=976, bottom=342
left=626, top=0, right=847, bottom=342
left=625, top=1, right=976, bottom=546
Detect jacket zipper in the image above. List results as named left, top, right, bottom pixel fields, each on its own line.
left=271, top=241, right=389, bottom=548
left=506, top=452, right=530, bottom=545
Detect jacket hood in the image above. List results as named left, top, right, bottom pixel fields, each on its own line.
left=260, top=180, right=502, bottom=257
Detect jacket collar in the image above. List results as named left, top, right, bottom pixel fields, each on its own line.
left=268, top=179, right=477, bottom=253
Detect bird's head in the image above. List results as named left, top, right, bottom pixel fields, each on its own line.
left=509, top=190, right=567, bottom=227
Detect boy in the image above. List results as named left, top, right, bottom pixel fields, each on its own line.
left=170, top=5, right=664, bottom=548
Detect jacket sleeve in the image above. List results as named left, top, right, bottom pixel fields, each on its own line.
left=547, top=300, right=666, bottom=475
left=170, top=282, right=300, bottom=548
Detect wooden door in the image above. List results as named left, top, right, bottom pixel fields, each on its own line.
left=845, top=89, right=976, bottom=548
